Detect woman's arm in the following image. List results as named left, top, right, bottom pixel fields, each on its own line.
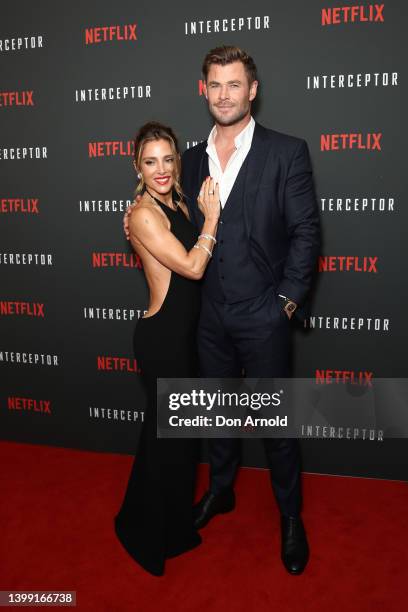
left=129, top=178, right=220, bottom=280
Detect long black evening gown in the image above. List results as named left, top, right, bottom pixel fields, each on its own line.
left=114, top=195, right=202, bottom=576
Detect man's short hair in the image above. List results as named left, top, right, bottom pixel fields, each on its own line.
left=202, top=45, right=258, bottom=84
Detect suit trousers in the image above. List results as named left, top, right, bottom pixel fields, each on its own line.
left=197, top=286, right=302, bottom=517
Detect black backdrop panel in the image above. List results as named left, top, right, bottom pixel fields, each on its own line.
left=1, top=1, right=406, bottom=480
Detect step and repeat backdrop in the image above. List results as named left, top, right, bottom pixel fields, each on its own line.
left=1, top=1, right=406, bottom=480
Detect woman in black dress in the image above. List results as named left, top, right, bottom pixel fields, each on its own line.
left=114, top=122, right=220, bottom=576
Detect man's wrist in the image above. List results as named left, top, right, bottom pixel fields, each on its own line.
left=278, top=294, right=298, bottom=316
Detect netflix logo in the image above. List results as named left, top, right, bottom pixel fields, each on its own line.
left=0, top=301, right=45, bottom=317
left=97, top=355, right=141, bottom=373
left=321, top=4, right=384, bottom=26
left=8, top=396, right=51, bottom=414
left=319, top=256, right=378, bottom=273
left=0, top=198, right=39, bottom=214
left=0, top=91, right=34, bottom=107
left=92, top=252, right=142, bottom=269
left=315, top=370, right=373, bottom=386
left=320, top=133, right=382, bottom=151
left=85, top=24, right=137, bottom=45
left=88, top=141, right=134, bottom=158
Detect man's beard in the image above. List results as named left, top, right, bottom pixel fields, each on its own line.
left=209, top=102, right=250, bottom=127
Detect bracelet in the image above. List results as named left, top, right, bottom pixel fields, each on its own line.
left=193, top=242, right=212, bottom=258
left=198, top=233, right=217, bottom=244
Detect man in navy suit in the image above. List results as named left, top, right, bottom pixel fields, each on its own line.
left=181, top=46, right=320, bottom=575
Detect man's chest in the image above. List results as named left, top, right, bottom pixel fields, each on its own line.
left=215, top=144, right=237, bottom=173
left=208, top=146, right=248, bottom=207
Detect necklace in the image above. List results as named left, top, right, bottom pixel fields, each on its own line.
left=145, top=188, right=177, bottom=211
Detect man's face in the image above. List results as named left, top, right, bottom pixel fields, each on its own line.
left=203, top=61, right=258, bottom=126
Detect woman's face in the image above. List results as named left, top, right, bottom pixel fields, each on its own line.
left=139, top=138, right=176, bottom=199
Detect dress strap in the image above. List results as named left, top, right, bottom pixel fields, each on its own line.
left=145, top=189, right=178, bottom=213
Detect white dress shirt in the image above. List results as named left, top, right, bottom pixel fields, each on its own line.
left=206, top=116, right=255, bottom=208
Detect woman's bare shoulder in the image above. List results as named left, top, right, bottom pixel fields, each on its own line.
left=129, top=197, right=168, bottom=233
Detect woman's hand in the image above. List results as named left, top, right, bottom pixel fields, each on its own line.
left=197, top=177, right=220, bottom=222
left=123, top=195, right=142, bottom=240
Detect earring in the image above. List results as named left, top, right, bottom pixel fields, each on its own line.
left=132, top=160, right=140, bottom=176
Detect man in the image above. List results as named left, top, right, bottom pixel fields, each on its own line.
left=183, top=45, right=320, bottom=576
left=126, top=45, right=320, bottom=575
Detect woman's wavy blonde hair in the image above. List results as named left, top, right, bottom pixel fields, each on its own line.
left=133, top=121, right=183, bottom=203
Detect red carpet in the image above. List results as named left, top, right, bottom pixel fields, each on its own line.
left=0, top=441, right=406, bottom=612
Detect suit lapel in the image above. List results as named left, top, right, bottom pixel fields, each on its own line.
left=194, top=147, right=209, bottom=227
left=191, top=124, right=270, bottom=233
left=243, top=123, right=270, bottom=236
left=198, top=148, right=209, bottom=186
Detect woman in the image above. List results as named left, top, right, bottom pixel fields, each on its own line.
left=114, top=122, right=220, bottom=576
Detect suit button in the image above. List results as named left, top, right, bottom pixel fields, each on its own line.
left=219, top=220, right=223, bottom=224
left=221, top=275, right=225, bottom=280
left=219, top=258, right=224, bottom=263
left=220, top=240, right=224, bottom=244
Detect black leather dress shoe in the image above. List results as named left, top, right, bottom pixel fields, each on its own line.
left=193, top=489, right=235, bottom=530
left=280, top=515, right=310, bottom=575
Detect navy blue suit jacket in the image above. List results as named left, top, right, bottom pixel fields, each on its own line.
left=181, top=122, right=321, bottom=318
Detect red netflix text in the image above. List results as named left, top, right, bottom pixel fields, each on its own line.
left=320, top=133, right=382, bottom=151
left=92, top=252, right=143, bottom=269
left=85, top=24, right=137, bottom=44
left=322, top=4, right=384, bottom=25
left=0, top=301, right=45, bottom=317
left=0, top=198, right=39, bottom=213
left=0, top=91, right=34, bottom=106
left=97, top=356, right=141, bottom=373
left=8, top=397, right=51, bottom=414
left=319, top=256, right=378, bottom=273
left=316, top=370, right=373, bottom=386
left=88, top=141, right=134, bottom=158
